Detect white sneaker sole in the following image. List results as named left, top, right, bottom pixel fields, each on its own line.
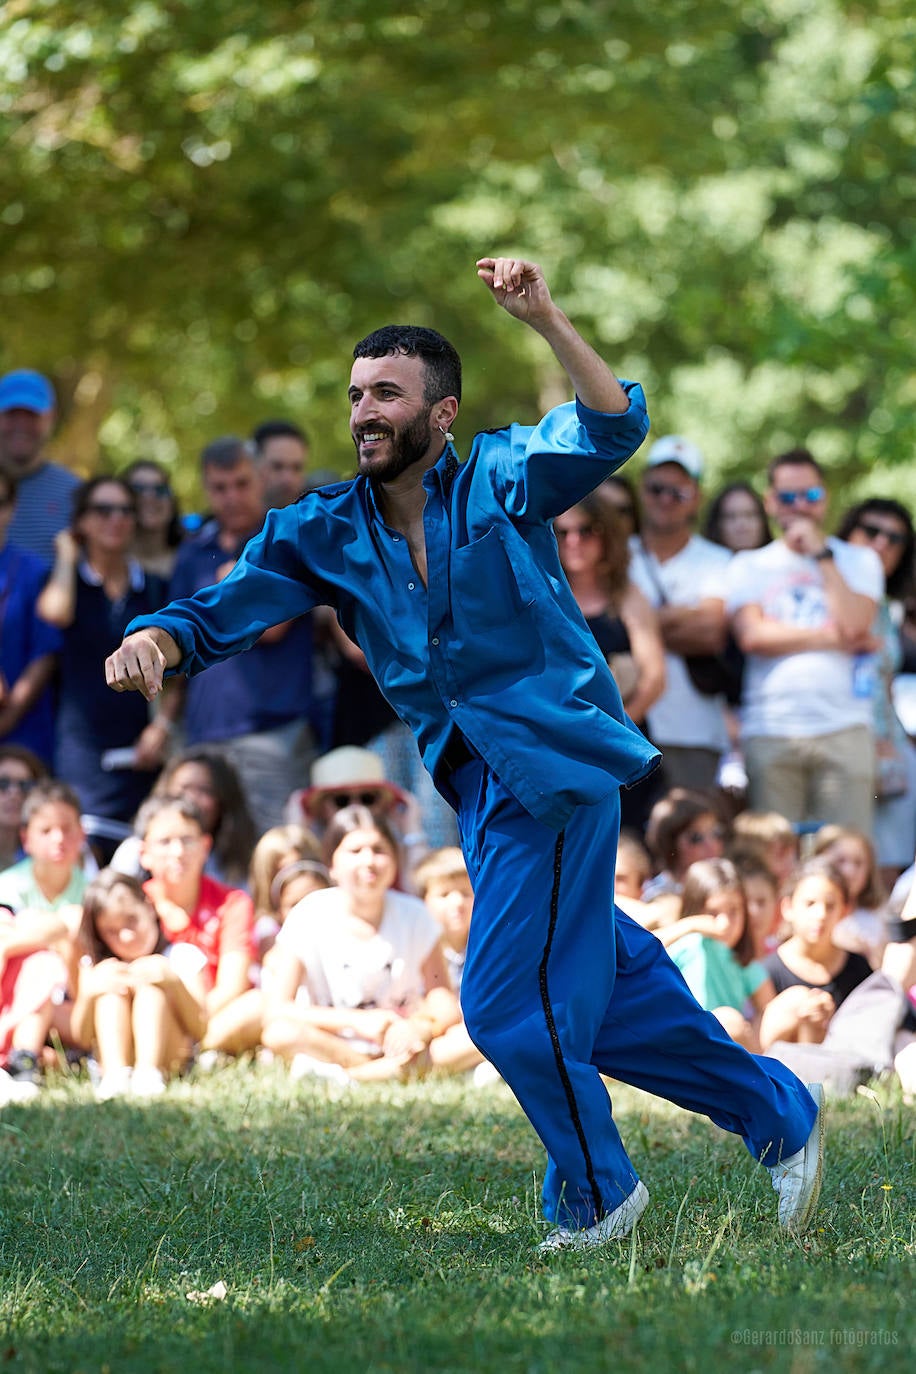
left=538, top=1180, right=649, bottom=1252
left=773, top=1081, right=825, bottom=1235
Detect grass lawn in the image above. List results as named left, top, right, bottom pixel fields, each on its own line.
left=0, top=1064, right=911, bottom=1373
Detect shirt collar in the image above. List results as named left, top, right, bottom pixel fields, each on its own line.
left=79, top=556, right=145, bottom=592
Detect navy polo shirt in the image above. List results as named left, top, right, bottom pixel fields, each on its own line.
left=168, top=519, right=314, bottom=743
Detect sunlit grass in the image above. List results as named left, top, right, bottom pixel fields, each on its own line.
left=0, top=1065, right=911, bottom=1372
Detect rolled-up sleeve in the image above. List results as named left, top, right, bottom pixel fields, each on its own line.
left=495, top=382, right=650, bottom=522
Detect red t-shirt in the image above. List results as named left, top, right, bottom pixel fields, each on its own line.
left=144, top=874, right=254, bottom=987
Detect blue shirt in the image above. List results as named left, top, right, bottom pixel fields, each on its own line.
left=168, top=519, right=314, bottom=742
left=0, top=542, right=60, bottom=763
left=128, top=390, right=659, bottom=829
left=7, top=462, right=81, bottom=563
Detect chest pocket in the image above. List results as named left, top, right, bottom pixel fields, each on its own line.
left=449, top=527, right=542, bottom=680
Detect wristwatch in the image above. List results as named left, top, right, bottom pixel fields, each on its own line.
left=813, top=545, right=834, bottom=562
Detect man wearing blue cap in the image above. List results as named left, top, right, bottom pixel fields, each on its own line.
left=0, top=370, right=81, bottom=562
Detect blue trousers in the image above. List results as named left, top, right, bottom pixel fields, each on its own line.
left=452, top=759, right=817, bottom=1229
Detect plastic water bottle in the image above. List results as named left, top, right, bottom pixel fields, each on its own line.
left=851, top=653, right=877, bottom=700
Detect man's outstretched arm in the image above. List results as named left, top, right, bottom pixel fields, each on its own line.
left=476, top=256, right=629, bottom=414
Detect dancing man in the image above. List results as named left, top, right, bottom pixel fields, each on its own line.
left=106, top=256, right=823, bottom=1248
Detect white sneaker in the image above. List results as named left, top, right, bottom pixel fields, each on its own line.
left=538, top=1180, right=650, bottom=1252
left=131, top=1066, right=167, bottom=1098
left=96, top=1066, right=134, bottom=1101
left=0, top=1065, right=40, bottom=1104
left=768, top=1082, right=825, bottom=1234
left=290, top=1054, right=351, bottom=1087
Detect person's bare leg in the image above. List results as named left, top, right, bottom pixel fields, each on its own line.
left=262, top=1014, right=375, bottom=1070
left=11, top=1004, right=54, bottom=1056
left=428, top=1021, right=484, bottom=1073
left=94, top=993, right=134, bottom=1073
left=202, top=989, right=265, bottom=1055
left=713, top=1006, right=757, bottom=1051
left=131, top=984, right=174, bottom=1071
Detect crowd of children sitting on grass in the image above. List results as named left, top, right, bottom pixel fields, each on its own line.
left=0, top=746, right=914, bottom=1103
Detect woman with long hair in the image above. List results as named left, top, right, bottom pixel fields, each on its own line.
left=121, top=460, right=185, bottom=580
left=37, top=476, right=168, bottom=860
left=555, top=490, right=665, bottom=727
left=262, top=805, right=459, bottom=1082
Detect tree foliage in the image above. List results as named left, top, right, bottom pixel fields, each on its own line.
left=1, top=0, right=913, bottom=504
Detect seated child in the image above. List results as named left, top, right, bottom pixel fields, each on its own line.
left=137, top=795, right=254, bottom=1021
left=248, top=823, right=325, bottom=967
left=661, top=858, right=774, bottom=1051
left=730, top=851, right=783, bottom=959
left=71, top=869, right=208, bottom=1099
left=810, top=825, right=887, bottom=968
left=262, top=807, right=460, bottom=1083
left=731, top=810, right=798, bottom=892
left=0, top=780, right=88, bottom=1086
left=413, top=847, right=490, bottom=1077
left=200, top=853, right=332, bottom=1059
left=759, top=857, right=872, bottom=1052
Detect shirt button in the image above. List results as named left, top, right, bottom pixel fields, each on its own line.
left=449, top=699, right=458, bottom=708
left=408, top=581, right=415, bottom=591
left=431, top=637, right=439, bottom=646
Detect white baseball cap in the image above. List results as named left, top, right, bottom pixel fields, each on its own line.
left=644, top=435, right=704, bottom=480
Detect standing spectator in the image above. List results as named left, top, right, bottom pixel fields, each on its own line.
left=37, top=478, right=169, bottom=859
left=629, top=435, right=733, bottom=792
left=703, top=480, right=771, bottom=552
left=0, top=469, right=60, bottom=766
left=555, top=492, right=665, bottom=727
left=727, top=449, right=883, bottom=832
left=597, top=473, right=640, bottom=536
left=0, top=370, right=81, bottom=562
left=555, top=490, right=665, bottom=834
left=251, top=420, right=310, bottom=510
left=167, top=436, right=314, bottom=833
left=122, top=460, right=185, bottom=580
left=836, top=498, right=916, bottom=886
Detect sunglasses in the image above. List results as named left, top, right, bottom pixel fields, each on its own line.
left=854, top=520, right=907, bottom=547
left=644, top=481, right=692, bottom=503
left=86, top=503, right=135, bottom=518
left=130, top=481, right=171, bottom=499
left=0, top=777, right=34, bottom=794
left=685, top=826, right=726, bottom=846
left=330, top=790, right=383, bottom=810
left=556, top=524, right=600, bottom=541
left=774, top=487, right=825, bottom=507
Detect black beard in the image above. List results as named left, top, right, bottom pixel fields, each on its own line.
left=356, top=409, right=435, bottom=484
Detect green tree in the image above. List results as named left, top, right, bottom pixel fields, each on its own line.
left=1, top=0, right=912, bottom=505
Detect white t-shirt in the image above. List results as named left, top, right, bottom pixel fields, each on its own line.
left=726, top=537, right=883, bottom=738
left=276, top=887, right=442, bottom=1013
left=629, top=534, right=732, bottom=750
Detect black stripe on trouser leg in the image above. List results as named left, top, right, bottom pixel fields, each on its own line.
left=538, top=830, right=605, bottom=1225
